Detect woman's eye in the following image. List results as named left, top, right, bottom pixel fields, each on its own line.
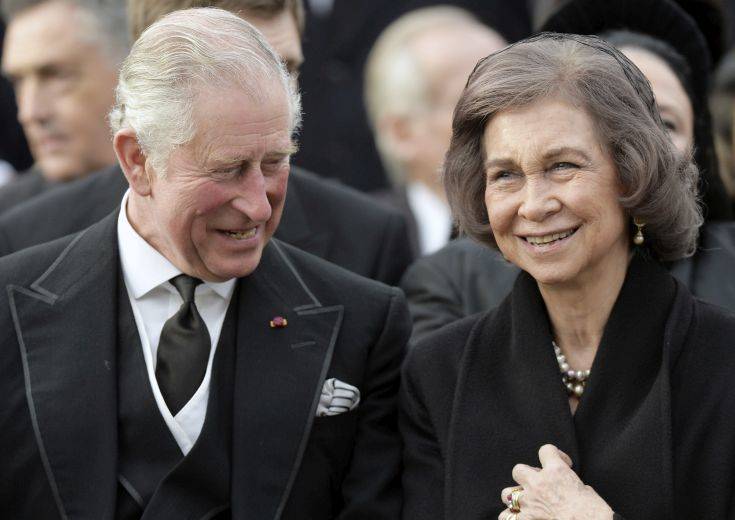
left=663, top=120, right=677, bottom=132
left=492, top=170, right=514, bottom=180
left=551, top=162, right=577, bottom=170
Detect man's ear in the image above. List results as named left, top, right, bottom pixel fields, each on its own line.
left=113, top=128, right=153, bottom=196
left=378, top=114, right=419, bottom=165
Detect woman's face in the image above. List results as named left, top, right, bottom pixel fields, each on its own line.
left=483, top=97, right=630, bottom=287
left=621, top=47, right=694, bottom=156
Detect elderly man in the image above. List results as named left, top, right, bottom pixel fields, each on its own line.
left=365, top=7, right=506, bottom=256
left=0, top=8, right=408, bottom=518
left=0, top=0, right=127, bottom=213
left=0, top=0, right=413, bottom=286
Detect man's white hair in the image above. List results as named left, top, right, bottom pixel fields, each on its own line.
left=364, top=6, right=493, bottom=186
left=109, top=7, right=301, bottom=175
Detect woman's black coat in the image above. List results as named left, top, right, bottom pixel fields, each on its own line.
left=400, top=255, right=735, bottom=519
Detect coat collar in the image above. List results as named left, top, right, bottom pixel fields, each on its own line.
left=446, top=253, right=682, bottom=519
left=8, top=211, right=120, bottom=519
left=230, top=239, right=344, bottom=519
left=8, top=212, right=343, bottom=520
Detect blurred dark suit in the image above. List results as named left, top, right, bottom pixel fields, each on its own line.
left=0, top=164, right=415, bottom=285
left=0, top=169, right=50, bottom=215
left=372, top=187, right=419, bottom=257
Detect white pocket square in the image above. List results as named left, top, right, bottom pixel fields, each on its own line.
left=316, top=378, right=360, bottom=417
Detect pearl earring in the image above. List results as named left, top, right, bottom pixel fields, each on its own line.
left=633, top=217, right=645, bottom=246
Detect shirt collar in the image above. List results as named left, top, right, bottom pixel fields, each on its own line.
left=117, top=189, right=235, bottom=300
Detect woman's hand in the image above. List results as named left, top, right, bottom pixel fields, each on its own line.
left=498, top=444, right=615, bottom=520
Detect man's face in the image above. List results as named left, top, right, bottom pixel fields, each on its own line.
left=134, top=85, right=294, bottom=282
left=2, top=1, right=119, bottom=181
left=246, top=10, right=304, bottom=78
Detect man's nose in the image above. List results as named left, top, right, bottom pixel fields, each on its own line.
left=230, top=167, right=273, bottom=222
left=517, top=176, right=562, bottom=222
left=15, top=78, right=50, bottom=126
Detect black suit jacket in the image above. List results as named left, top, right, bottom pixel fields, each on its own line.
left=401, top=256, right=735, bottom=519
left=372, top=187, right=420, bottom=257
left=0, top=164, right=414, bottom=285
left=0, top=211, right=409, bottom=519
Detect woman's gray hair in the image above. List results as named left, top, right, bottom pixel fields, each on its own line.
left=445, top=32, right=702, bottom=261
left=109, top=7, right=301, bottom=176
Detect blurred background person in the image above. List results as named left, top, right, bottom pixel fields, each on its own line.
left=0, top=17, right=32, bottom=183
left=401, top=0, right=735, bottom=343
left=0, top=0, right=128, bottom=214
left=710, top=47, right=735, bottom=210
left=365, top=6, right=506, bottom=257
left=296, top=0, right=531, bottom=192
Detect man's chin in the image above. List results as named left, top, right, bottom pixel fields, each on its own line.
left=36, top=157, right=90, bottom=182
left=204, top=253, right=264, bottom=282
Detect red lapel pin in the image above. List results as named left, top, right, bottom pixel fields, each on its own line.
left=269, top=316, right=288, bottom=329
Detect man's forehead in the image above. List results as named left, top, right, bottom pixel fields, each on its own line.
left=241, top=10, right=303, bottom=72
left=3, top=3, right=97, bottom=71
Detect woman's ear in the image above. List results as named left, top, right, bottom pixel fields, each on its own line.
left=113, top=129, right=153, bottom=196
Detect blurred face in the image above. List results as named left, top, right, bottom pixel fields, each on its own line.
left=483, top=98, right=629, bottom=287
left=134, top=86, right=294, bottom=282
left=247, top=10, right=304, bottom=79
left=2, top=1, right=119, bottom=180
left=408, top=26, right=506, bottom=187
left=622, top=47, right=694, bottom=156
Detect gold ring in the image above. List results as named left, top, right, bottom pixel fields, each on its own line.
left=505, top=512, right=518, bottom=520
left=510, top=488, right=523, bottom=512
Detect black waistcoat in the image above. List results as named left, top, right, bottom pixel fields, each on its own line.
left=116, top=277, right=237, bottom=520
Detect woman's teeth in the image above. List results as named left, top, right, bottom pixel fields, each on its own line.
left=225, top=228, right=257, bottom=240
left=525, top=229, right=575, bottom=245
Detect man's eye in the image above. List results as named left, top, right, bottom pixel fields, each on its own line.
left=263, top=158, right=288, bottom=171
left=211, top=167, right=240, bottom=178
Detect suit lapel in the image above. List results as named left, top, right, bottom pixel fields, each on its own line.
left=276, top=168, right=331, bottom=259
left=230, top=240, right=343, bottom=520
left=8, top=212, right=120, bottom=519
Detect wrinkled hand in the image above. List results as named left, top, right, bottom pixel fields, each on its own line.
left=498, top=444, right=614, bottom=520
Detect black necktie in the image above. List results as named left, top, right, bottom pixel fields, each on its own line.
left=155, top=275, right=211, bottom=415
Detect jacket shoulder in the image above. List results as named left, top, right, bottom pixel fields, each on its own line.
left=290, top=167, right=403, bottom=225
left=0, top=170, right=46, bottom=215
left=273, top=238, right=399, bottom=300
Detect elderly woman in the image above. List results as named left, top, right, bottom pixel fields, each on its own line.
left=400, top=33, right=735, bottom=520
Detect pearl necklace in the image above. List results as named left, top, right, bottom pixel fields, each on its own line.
left=553, top=341, right=591, bottom=398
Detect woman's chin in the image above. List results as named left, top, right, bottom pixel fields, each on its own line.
left=521, top=264, right=578, bottom=287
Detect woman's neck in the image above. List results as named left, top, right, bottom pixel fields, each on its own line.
left=538, top=249, right=631, bottom=370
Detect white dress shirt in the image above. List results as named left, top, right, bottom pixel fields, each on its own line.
left=406, top=181, right=453, bottom=255
left=117, top=190, right=236, bottom=455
